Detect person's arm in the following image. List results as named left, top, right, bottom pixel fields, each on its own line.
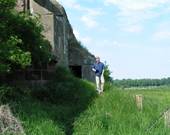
left=92, top=64, right=96, bottom=72
left=92, top=68, right=96, bottom=72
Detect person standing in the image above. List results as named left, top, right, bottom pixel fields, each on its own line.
left=92, top=56, right=105, bottom=94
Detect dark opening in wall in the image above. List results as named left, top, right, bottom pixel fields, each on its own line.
left=69, top=66, right=82, bottom=78
left=25, top=70, right=41, bottom=80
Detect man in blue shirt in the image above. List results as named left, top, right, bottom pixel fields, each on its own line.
left=92, top=56, right=105, bottom=94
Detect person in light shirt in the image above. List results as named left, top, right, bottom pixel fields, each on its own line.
left=92, top=56, right=105, bottom=94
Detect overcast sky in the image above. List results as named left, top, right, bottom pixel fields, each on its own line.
left=58, top=0, right=170, bottom=79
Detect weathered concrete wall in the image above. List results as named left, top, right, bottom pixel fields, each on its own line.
left=82, top=65, right=95, bottom=82
left=31, top=0, right=69, bottom=66
left=69, top=41, right=95, bottom=81
left=16, top=0, right=96, bottom=82
left=15, top=0, right=28, bottom=12
left=31, top=0, right=55, bottom=50
left=15, top=0, right=24, bottom=12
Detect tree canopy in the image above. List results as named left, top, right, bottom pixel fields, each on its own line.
left=0, top=0, right=52, bottom=73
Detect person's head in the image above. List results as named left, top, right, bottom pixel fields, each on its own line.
left=96, top=56, right=100, bottom=63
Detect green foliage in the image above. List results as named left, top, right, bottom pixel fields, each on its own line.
left=104, top=63, right=113, bottom=82
left=0, top=85, right=13, bottom=102
left=12, top=13, right=52, bottom=64
left=1, top=67, right=97, bottom=135
left=0, top=85, right=31, bottom=103
left=0, top=0, right=16, bottom=12
left=12, top=100, right=65, bottom=135
left=0, top=0, right=52, bottom=73
left=31, top=67, right=97, bottom=110
left=2, top=66, right=170, bottom=135
left=73, top=86, right=170, bottom=135
left=113, top=78, right=170, bottom=88
left=0, top=36, right=31, bottom=73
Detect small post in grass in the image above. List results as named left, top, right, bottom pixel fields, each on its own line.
left=164, top=109, right=170, bottom=128
left=135, top=94, right=143, bottom=111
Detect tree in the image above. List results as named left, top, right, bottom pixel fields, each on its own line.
left=0, top=36, right=31, bottom=73
left=0, top=0, right=52, bottom=73
left=104, top=62, right=113, bottom=82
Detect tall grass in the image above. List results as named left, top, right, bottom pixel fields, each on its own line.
left=1, top=67, right=170, bottom=135
left=73, top=86, right=170, bottom=135
left=1, top=67, right=97, bottom=135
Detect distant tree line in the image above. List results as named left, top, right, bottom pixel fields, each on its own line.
left=112, top=78, right=170, bottom=88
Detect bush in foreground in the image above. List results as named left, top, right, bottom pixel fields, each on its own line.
left=0, top=67, right=97, bottom=135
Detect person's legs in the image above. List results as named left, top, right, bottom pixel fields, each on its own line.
left=95, top=76, right=101, bottom=93
left=100, top=74, right=105, bottom=92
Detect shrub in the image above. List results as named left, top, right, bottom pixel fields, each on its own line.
left=0, top=85, right=31, bottom=103
left=31, top=67, right=97, bottom=107
left=0, top=0, right=52, bottom=73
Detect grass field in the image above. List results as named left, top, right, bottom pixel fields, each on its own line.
left=1, top=68, right=97, bottom=135
left=2, top=73, right=170, bottom=135
left=73, top=86, right=170, bottom=135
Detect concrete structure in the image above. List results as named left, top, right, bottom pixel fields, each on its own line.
left=15, top=0, right=95, bottom=82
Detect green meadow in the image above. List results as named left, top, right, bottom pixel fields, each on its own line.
left=73, top=86, right=170, bottom=135
left=2, top=71, right=170, bottom=135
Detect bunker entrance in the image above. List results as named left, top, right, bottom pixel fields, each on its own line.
left=69, top=66, right=82, bottom=78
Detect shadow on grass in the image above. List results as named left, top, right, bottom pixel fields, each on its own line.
left=6, top=67, right=97, bottom=135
